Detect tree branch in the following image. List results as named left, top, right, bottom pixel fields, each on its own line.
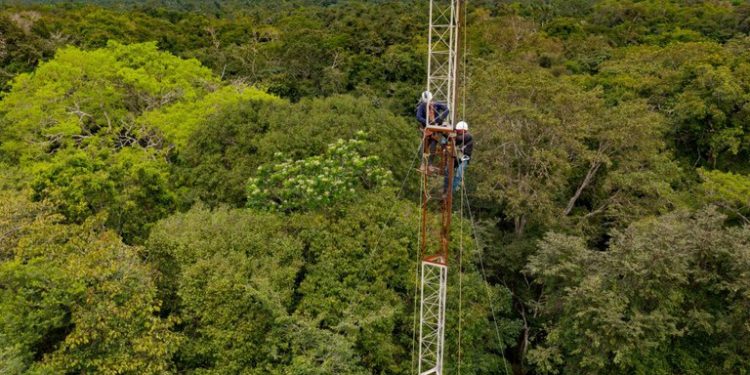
left=563, top=160, right=601, bottom=216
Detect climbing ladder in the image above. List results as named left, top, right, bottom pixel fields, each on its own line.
left=417, top=1, right=461, bottom=374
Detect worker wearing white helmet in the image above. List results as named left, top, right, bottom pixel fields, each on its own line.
left=416, top=91, right=450, bottom=128
left=416, top=91, right=451, bottom=173
left=451, top=120, right=473, bottom=192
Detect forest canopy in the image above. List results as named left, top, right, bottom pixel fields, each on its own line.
left=1, top=1, right=749, bottom=374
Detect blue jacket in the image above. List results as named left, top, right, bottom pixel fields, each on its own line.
left=416, top=101, right=449, bottom=127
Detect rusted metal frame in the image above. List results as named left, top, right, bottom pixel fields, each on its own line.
left=420, top=131, right=431, bottom=258
left=440, top=136, right=456, bottom=264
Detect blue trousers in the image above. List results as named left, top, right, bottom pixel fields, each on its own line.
left=444, top=159, right=468, bottom=193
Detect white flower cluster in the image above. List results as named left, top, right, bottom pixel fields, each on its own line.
left=246, top=135, right=392, bottom=211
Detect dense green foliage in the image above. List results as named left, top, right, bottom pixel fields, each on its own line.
left=246, top=134, right=393, bottom=211
left=0, top=41, right=275, bottom=242
left=146, top=194, right=517, bottom=374
left=0, top=193, right=177, bottom=374
left=2, top=0, right=750, bottom=374
left=528, top=208, right=750, bottom=374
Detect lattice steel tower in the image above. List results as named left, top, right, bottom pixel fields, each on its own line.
left=424, top=0, right=460, bottom=131
left=417, top=0, right=462, bottom=374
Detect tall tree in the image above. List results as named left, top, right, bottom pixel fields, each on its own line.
left=0, top=41, right=274, bottom=242
left=0, top=192, right=177, bottom=374
left=527, top=208, right=750, bottom=374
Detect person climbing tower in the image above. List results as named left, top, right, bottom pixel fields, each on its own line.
left=451, top=120, right=473, bottom=192
left=416, top=91, right=449, bottom=128
left=416, top=91, right=450, bottom=173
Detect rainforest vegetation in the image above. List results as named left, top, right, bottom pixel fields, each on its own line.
left=1, top=0, right=749, bottom=374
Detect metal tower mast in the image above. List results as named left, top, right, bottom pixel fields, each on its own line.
left=418, top=0, right=461, bottom=374
left=425, top=0, right=460, bottom=131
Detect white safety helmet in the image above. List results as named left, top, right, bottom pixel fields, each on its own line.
left=421, top=91, right=433, bottom=103
left=456, top=121, right=469, bottom=131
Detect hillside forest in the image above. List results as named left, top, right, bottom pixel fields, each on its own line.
left=1, top=1, right=750, bottom=374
